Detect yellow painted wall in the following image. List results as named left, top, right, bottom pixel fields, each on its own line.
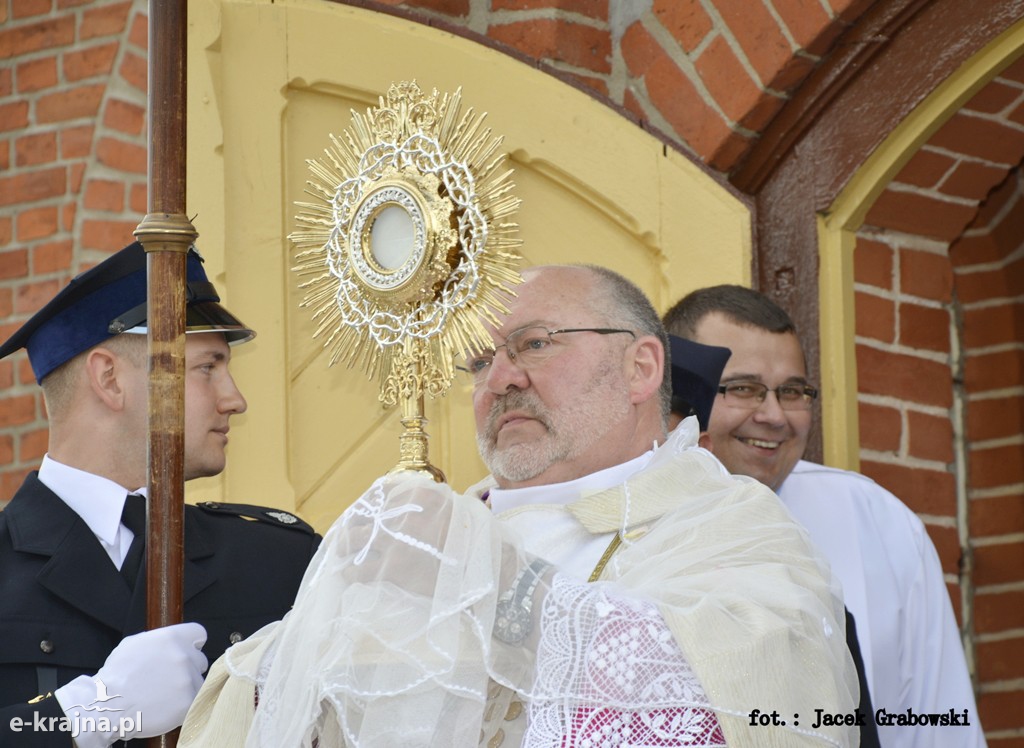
left=184, top=0, right=753, bottom=531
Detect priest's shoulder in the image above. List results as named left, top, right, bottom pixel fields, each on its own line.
left=191, top=501, right=316, bottom=536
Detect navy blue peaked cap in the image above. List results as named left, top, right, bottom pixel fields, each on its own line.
left=668, top=335, right=732, bottom=430
left=0, top=241, right=255, bottom=383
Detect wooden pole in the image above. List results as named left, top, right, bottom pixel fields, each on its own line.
left=134, top=0, right=194, bottom=745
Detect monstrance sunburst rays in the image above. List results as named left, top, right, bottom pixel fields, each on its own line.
left=289, top=81, right=521, bottom=479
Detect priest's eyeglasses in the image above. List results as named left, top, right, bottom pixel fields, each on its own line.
left=463, top=326, right=636, bottom=382
left=717, top=381, right=819, bottom=411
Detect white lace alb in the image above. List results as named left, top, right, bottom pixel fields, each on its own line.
left=524, top=574, right=725, bottom=747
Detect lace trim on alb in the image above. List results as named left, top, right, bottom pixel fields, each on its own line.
left=524, top=575, right=726, bottom=747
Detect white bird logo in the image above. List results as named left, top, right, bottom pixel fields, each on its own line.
left=66, top=678, right=124, bottom=713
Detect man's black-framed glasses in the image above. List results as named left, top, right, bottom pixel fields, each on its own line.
left=717, top=381, right=819, bottom=411
left=462, top=326, right=636, bottom=382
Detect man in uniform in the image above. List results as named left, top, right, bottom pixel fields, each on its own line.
left=0, top=241, right=319, bottom=747
left=663, top=284, right=986, bottom=748
left=181, top=265, right=860, bottom=747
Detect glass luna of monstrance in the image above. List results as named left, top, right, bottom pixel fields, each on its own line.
left=289, top=81, right=522, bottom=481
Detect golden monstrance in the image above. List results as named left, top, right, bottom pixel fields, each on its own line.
left=290, top=81, right=521, bottom=481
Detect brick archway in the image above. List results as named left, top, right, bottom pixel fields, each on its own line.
left=854, top=152, right=1024, bottom=738
left=734, top=0, right=1024, bottom=388
left=738, top=2, right=1024, bottom=735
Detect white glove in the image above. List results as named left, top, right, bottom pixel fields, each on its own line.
left=54, top=622, right=208, bottom=747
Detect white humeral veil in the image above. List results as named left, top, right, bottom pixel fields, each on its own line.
left=180, top=421, right=857, bottom=747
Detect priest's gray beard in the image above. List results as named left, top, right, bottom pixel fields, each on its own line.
left=476, top=360, right=630, bottom=484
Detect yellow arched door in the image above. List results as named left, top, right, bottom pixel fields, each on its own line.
left=184, top=0, right=752, bottom=530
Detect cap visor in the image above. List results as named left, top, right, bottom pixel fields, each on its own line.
left=185, top=301, right=255, bottom=344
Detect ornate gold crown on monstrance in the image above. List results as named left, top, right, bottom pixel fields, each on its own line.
left=290, top=81, right=521, bottom=481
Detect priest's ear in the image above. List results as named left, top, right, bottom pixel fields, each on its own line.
left=628, top=334, right=664, bottom=405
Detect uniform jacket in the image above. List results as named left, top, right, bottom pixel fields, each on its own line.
left=0, top=471, right=320, bottom=747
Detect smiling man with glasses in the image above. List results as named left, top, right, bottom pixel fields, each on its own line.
left=663, top=303, right=817, bottom=492
left=663, top=285, right=985, bottom=748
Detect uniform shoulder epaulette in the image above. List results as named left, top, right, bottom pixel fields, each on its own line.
left=195, top=502, right=316, bottom=534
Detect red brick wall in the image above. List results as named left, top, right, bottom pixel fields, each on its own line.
left=1, top=0, right=149, bottom=499
left=853, top=231, right=963, bottom=603
left=955, top=170, right=1024, bottom=741
left=369, top=0, right=873, bottom=171
left=855, top=60, right=1024, bottom=737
